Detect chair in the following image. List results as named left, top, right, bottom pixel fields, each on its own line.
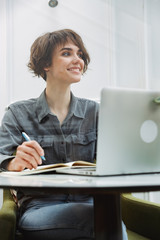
left=0, top=189, right=160, bottom=240
left=121, top=193, right=160, bottom=240
left=0, top=189, right=17, bottom=240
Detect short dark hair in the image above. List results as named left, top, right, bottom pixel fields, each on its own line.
left=28, top=29, right=90, bottom=80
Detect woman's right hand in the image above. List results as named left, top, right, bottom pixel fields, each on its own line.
left=7, top=140, right=44, bottom=171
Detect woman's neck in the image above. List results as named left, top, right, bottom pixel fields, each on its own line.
left=45, top=83, right=71, bottom=124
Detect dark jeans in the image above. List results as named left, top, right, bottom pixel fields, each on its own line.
left=18, top=194, right=127, bottom=240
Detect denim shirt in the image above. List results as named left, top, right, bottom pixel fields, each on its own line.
left=0, top=90, right=99, bottom=203
left=0, top=90, right=99, bottom=168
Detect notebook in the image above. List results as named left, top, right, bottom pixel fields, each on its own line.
left=56, top=87, right=160, bottom=176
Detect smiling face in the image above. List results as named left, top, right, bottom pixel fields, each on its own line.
left=28, top=29, right=90, bottom=81
left=45, top=41, right=84, bottom=86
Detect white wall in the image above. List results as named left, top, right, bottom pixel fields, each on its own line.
left=112, top=0, right=160, bottom=90
left=7, top=0, right=108, bottom=102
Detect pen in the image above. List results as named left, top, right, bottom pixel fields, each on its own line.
left=22, top=132, right=46, bottom=161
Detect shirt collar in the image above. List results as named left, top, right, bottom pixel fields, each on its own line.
left=36, top=89, right=85, bottom=123
left=69, top=93, right=85, bottom=119
left=36, top=90, right=51, bottom=123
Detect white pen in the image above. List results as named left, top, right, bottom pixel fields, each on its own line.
left=22, top=132, right=46, bottom=161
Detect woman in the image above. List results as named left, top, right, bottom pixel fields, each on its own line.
left=0, top=29, right=127, bottom=240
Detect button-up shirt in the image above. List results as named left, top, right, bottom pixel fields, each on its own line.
left=0, top=90, right=99, bottom=203
left=0, top=90, right=99, bottom=168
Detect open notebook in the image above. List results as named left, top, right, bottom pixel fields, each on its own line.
left=1, top=161, right=96, bottom=176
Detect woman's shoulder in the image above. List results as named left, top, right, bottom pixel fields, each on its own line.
left=76, top=95, right=99, bottom=104
left=7, top=98, right=37, bottom=110
left=76, top=96, right=99, bottom=109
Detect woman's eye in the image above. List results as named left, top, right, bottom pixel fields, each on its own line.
left=78, top=53, right=83, bottom=59
left=62, top=52, right=70, bottom=56
left=61, top=51, right=83, bottom=59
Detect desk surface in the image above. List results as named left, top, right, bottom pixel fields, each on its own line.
left=1, top=172, right=160, bottom=240
left=1, top=172, right=160, bottom=193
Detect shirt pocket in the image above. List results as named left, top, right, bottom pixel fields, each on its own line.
left=71, top=132, right=96, bottom=161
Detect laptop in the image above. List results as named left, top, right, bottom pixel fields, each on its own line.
left=56, top=87, right=160, bottom=176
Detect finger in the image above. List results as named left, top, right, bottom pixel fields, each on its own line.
left=16, top=158, right=34, bottom=170
left=22, top=141, right=44, bottom=163
left=24, top=140, right=44, bottom=157
left=7, top=157, right=33, bottom=171
left=20, top=141, right=44, bottom=165
left=17, top=149, right=39, bottom=169
left=17, top=144, right=42, bottom=166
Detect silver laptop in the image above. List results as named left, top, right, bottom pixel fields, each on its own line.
left=56, top=87, right=160, bottom=176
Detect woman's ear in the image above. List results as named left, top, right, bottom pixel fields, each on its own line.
left=44, top=63, right=51, bottom=72
left=44, top=67, right=49, bottom=72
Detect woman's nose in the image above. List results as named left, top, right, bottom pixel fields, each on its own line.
left=72, top=54, right=80, bottom=62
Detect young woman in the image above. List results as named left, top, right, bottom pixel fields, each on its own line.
left=0, top=29, right=128, bottom=240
